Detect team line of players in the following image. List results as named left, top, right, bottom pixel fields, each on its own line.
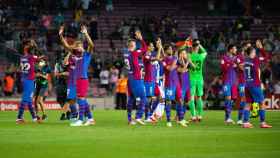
left=123, top=31, right=272, bottom=128
left=15, top=27, right=272, bottom=128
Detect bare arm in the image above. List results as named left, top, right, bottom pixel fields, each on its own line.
left=63, top=52, right=71, bottom=66
left=135, top=31, right=147, bottom=54
left=81, top=25, right=94, bottom=53
left=155, top=38, right=163, bottom=60
left=199, top=44, right=207, bottom=57
left=256, top=40, right=268, bottom=62
left=186, top=54, right=195, bottom=68
left=30, top=39, right=38, bottom=49
left=177, top=65, right=185, bottom=73
left=177, top=57, right=190, bottom=73
left=59, top=26, right=73, bottom=51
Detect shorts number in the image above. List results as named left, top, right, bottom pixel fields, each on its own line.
left=223, top=85, right=228, bottom=91
left=67, top=89, right=70, bottom=96
left=239, top=86, right=245, bottom=92
left=166, top=89, right=173, bottom=96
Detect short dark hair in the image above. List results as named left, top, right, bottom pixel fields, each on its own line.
left=246, top=46, right=255, bottom=56
left=192, top=39, right=200, bottom=47
left=227, top=44, right=236, bottom=52
left=164, top=44, right=172, bottom=51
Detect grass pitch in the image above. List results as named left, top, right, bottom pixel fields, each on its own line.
left=0, top=110, right=279, bottom=158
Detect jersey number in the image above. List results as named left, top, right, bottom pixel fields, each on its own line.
left=20, top=63, right=31, bottom=73
left=192, top=60, right=202, bottom=72
left=244, top=65, right=254, bottom=81
left=124, top=58, right=131, bottom=70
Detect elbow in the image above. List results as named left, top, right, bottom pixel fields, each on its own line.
left=90, top=43, right=94, bottom=48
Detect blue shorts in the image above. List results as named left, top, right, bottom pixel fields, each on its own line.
left=245, top=86, right=264, bottom=104
left=145, top=81, right=155, bottom=97
left=223, top=84, right=238, bottom=99
left=129, top=79, right=146, bottom=98
left=22, top=79, right=35, bottom=103
left=238, top=84, right=245, bottom=97
left=67, top=85, right=77, bottom=100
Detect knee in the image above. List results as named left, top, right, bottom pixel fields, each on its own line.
left=69, top=100, right=76, bottom=105
left=197, top=96, right=202, bottom=101
left=225, top=96, right=231, bottom=100
left=151, top=96, right=156, bottom=102
left=39, top=96, right=44, bottom=102
left=165, top=100, right=171, bottom=105
left=147, top=97, right=152, bottom=103
left=176, top=99, right=183, bottom=105
left=190, top=96, right=195, bottom=101
left=159, top=97, right=164, bottom=103
left=244, top=104, right=251, bottom=110
left=260, top=103, right=266, bottom=109
left=35, top=97, right=40, bottom=104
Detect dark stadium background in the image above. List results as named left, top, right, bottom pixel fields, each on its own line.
left=0, top=0, right=279, bottom=109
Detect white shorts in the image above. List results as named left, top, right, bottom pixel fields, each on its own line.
left=156, top=79, right=165, bottom=99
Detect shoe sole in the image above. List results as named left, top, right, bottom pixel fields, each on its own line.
left=225, top=122, right=235, bottom=125
left=179, top=124, right=188, bottom=127
left=136, top=120, right=145, bottom=125
left=260, top=126, right=272, bottom=128
left=70, top=125, right=83, bottom=127
left=84, top=123, right=96, bottom=126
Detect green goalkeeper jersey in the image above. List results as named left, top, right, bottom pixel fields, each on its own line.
left=189, top=46, right=207, bottom=81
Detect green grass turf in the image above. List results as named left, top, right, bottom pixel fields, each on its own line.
left=0, top=110, right=279, bottom=158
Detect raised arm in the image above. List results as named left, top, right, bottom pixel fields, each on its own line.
left=30, top=39, right=38, bottom=49
left=135, top=31, right=147, bottom=54
left=63, top=51, right=72, bottom=66
left=186, top=54, right=195, bottom=68
left=256, top=40, right=268, bottom=62
left=59, top=26, right=73, bottom=51
left=198, top=44, right=207, bottom=58
left=155, top=38, right=163, bottom=60
left=81, top=25, right=94, bottom=53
